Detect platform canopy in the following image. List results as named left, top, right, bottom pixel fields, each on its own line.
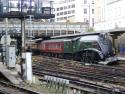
left=0, top=0, right=55, bottom=19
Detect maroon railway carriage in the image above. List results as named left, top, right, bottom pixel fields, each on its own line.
left=38, top=40, right=64, bottom=53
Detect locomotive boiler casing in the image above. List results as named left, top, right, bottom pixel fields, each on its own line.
left=77, top=35, right=114, bottom=59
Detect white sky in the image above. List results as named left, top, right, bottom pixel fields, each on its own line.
left=53, top=0, right=62, bottom=1
left=52, top=0, right=63, bottom=2
left=43, top=0, right=63, bottom=6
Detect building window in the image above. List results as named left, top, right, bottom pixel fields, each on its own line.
left=64, top=6, right=67, bottom=9
left=64, top=17, right=67, bottom=20
left=68, top=5, right=71, bottom=8
left=71, top=4, right=75, bottom=8
left=92, top=18, right=94, bottom=26
left=84, top=8, right=87, bottom=14
left=64, top=11, right=67, bottom=15
left=60, top=17, right=63, bottom=20
left=57, top=13, right=59, bottom=16
left=68, top=11, right=71, bottom=14
left=10, top=2, right=15, bottom=7
left=84, top=18, right=87, bottom=22
left=66, top=0, right=75, bottom=2
left=57, top=8, right=59, bottom=11
left=68, top=15, right=74, bottom=18
left=84, top=0, right=87, bottom=4
left=60, top=12, right=63, bottom=15
left=57, top=18, right=59, bottom=21
left=92, top=9, right=94, bottom=14
left=60, top=7, right=63, bottom=10
left=72, top=10, right=75, bottom=13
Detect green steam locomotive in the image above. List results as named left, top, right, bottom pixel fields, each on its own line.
left=36, top=33, right=117, bottom=65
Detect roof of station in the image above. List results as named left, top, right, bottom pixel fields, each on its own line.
left=51, top=31, right=101, bottom=39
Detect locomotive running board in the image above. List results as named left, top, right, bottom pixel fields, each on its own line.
left=98, top=61, right=110, bottom=65
left=99, top=56, right=118, bottom=65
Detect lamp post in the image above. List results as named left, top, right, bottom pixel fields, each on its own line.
left=20, top=0, right=26, bottom=51
left=29, top=0, right=33, bottom=37
left=50, top=1, right=54, bottom=22
left=5, top=18, right=8, bottom=66
left=29, top=15, right=33, bottom=37
left=50, top=1, right=54, bottom=14
left=20, top=0, right=26, bottom=80
left=21, top=0, right=25, bottom=52
left=38, top=0, right=40, bottom=13
left=89, top=3, right=90, bottom=27
left=20, top=0, right=33, bottom=82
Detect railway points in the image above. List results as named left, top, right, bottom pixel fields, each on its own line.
left=31, top=55, right=125, bottom=94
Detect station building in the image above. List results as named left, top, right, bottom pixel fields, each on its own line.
left=94, top=0, right=125, bottom=54
left=0, top=20, right=87, bottom=37
left=53, top=0, right=95, bottom=27
left=95, top=0, right=125, bottom=31
left=0, top=0, right=88, bottom=37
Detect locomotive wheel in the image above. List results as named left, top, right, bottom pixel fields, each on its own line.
left=74, top=53, right=79, bottom=61
left=81, top=50, right=100, bottom=64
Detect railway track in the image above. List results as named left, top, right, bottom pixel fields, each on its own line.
left=33, top=68, right=125, bottom=94
left=33, top=56, right=125, bottom=85
left=0, top=80, right=41, bottom=94
left=32, top=56, right=125, bottom=94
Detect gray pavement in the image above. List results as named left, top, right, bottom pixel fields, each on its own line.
left=0, top=63, right=22, bottom=84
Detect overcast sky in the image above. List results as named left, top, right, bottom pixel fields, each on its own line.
left=53, top=0, right=62, bottom=1
left=52, top=0, right=63, bottom=2
left=42, top=0, right=63, bottom=6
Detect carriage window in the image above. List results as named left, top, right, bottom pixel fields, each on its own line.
left=42, top=43, right=45, bottom=49
left=57, top=45, right=60, bottom=48
left=17, top=3, right=20, bottom=8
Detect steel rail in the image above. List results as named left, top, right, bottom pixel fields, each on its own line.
left=32, top=56, right=125, bottom=93
left=33, top=66, right=125, bottom=86
left=33, top=63, right=125, bottom=84
left=33, top=69, right=125, bottom=94
left=0, top=80, right=41, bottom=94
